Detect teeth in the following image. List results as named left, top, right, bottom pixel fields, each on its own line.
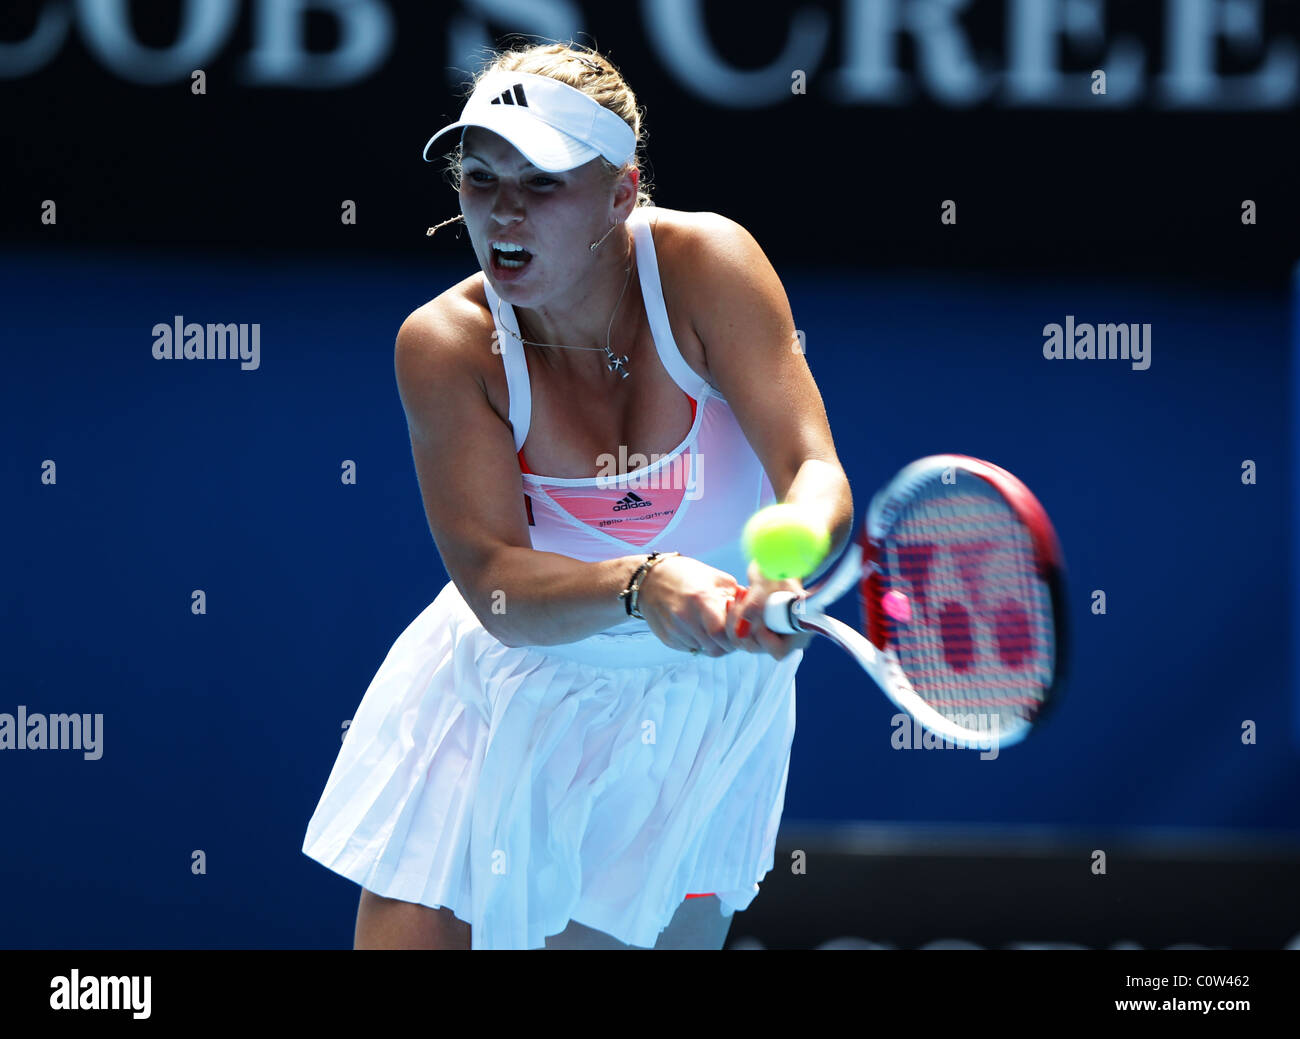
left=492, top=240, right=530, bottom=270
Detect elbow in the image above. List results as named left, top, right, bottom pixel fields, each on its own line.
left=474, top=602, right=542, bottom=650
left=458, top=545, right=553, bottom=649
left=463, top=581, right=524, bottom=648
left=467, top=591, right=518, bottom=647
left=489, top=623, right=523, bottom=649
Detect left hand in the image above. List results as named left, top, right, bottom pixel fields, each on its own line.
left=723, top=560, right=814, bottom=660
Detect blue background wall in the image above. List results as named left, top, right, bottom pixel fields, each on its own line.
left=2, top=245, right=1294, bottom=947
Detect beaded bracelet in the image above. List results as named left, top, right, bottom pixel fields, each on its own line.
left=618, top=551, right=680, bottom=619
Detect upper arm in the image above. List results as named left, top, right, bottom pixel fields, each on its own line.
left=394, top=295, right=532, bottom=630
left=678, top=213, right=842, bottom=501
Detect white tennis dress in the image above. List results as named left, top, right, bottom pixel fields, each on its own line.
left=301, top=206, right=804, bottom=949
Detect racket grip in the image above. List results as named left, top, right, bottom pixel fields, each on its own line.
left=764, top=591, right=800, bottom=634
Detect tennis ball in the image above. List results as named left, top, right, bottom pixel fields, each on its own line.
left=741, top=504, right=830, bottom=581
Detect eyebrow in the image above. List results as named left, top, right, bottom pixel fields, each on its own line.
left=463, top=151, right=552, bottom=174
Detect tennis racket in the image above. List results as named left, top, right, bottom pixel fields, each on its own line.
left=764, top=455, right=1067, bottom=750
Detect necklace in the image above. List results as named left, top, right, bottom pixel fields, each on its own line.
left=495, top=249, right=636, bottom=379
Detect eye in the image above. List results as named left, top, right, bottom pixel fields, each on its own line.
left=531, top=176, right=558, bottom=187
left=467, top=170, right=493, bottom=184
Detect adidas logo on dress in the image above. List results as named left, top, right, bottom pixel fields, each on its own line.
left=612, top=492, right=653, bottom=512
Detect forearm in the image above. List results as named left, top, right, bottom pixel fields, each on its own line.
left=467, top=459, right=851, bottom=648
left=473, top=547, right=650, bottom=647
left=778, top=458, right=854, bottom=579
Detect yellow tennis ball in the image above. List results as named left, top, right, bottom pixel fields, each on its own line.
left=741, top=504, right=830, bottom=581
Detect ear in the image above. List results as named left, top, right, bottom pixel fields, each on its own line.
left=611, top=165, right=639, bottom=219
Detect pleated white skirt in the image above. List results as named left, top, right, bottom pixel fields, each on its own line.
left=301, top=579, right=802, bottom=949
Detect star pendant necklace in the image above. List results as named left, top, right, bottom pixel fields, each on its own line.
left=496, top=245, right=636, bottom=379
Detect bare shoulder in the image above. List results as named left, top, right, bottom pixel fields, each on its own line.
left=396, top=272, right=493, bottom=369
left=647, top=207, right=757, bottom=275
left=648, top=207, right=787, bottom=385
left=395, top=272, right=508, bottom=424
left=649, top=206, right=778, bottom=314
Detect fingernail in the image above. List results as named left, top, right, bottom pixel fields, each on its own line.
left=736, top=619, right=751, bottom=638
left=736, top=588, right=747, bottom=601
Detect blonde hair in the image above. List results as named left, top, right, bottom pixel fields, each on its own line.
left=427, top=41, right=652, bottom=238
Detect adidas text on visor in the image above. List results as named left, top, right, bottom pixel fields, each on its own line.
left=423, top=70, right=636, bottom=173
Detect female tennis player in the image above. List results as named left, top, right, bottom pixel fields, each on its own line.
left=302, top=41, right=852, bottom=950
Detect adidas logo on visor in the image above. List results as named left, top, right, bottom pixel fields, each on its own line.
left=490, top=84, right=529, bottom=106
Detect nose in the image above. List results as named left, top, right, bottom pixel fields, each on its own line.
left=490, top=182, right=526, bottom=226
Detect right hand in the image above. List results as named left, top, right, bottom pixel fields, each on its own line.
left=634, top=555, right=742, bottom=657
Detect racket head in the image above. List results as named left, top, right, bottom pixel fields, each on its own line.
left=856, top=454, right=1067, bottom=748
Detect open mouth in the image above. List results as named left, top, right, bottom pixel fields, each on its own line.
left=490, top=244, right=533, bottom=271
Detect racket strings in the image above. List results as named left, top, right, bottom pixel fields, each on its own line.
left=877, top=484, right=1054, bottom=732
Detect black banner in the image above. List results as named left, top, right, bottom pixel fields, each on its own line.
left=0, top=948, right=1293, bottom=1026
left=3, top=1, right=1298, bottom=280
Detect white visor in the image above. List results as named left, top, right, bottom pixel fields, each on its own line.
left=422, top=70, right=636, bottom=173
